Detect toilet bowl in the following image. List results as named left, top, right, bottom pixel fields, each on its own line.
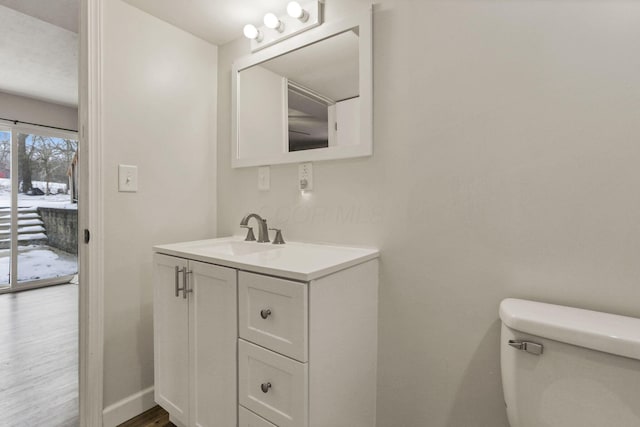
left=499, top=298, right=640, bottom=427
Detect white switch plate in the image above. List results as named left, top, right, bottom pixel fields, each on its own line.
left=299, top=162, right=313, bottom=191
left=258, top=166, right=270, bottom=191
left=118, top=164, right=138, bottom=192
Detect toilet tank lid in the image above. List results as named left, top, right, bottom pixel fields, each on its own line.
left=500, top=298, right=640, bottom=361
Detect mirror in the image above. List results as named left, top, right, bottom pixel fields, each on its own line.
left=232, top=10, right=372, bottom=168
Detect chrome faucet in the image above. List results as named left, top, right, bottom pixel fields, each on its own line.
left=240, top=213, right=270, bottom=243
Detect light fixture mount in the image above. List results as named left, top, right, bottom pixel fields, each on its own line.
left=246, top=0, right=323, bottom=52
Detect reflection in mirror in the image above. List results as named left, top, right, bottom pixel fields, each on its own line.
left=238, top=29, right=360, bottom=156
left=232, top=9, right=372, bottom=168
left=267, top=29, right=359, bottom=152
left=287, top=82, right=331, bottom=151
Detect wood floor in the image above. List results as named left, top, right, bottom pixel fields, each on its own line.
left=0, top=284, right=78, bottom=427
left=118, top=405, right=174, bottom=427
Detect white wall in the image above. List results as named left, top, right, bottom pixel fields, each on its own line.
left=0, top=91, right=77, bottom=131
left=217, top=1, right=640, bottom=426
left=102, top=0, right=217, bottom=419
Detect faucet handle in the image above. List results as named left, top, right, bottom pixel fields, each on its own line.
left=269, top=228, right=285, bottom=245
left=241, top=225, right=256, bottom=241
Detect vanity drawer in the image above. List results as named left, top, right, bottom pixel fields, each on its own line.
left=239, top=406, right=278, bottom=427
left=239, top=271, right=308, bottom=362
left=239, top=339, right=308, bottom=427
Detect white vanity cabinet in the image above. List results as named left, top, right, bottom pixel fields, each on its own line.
left=153, top=238, right=379, bottom=427
left=153, top=253, right=237, bottom=427
left=237, top=262, right=378, bottom=427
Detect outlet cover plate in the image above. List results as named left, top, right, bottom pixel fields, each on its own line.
left=299, top=162, right=313, bottom=191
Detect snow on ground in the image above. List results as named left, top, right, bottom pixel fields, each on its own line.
left=0, top=179, right=78, bottom=286
left=0, top=178, right=76, bottom=209
left=0, top=245, right=77, bottom=284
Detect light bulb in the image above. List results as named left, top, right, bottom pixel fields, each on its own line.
left=263, top=12, right=284, bottom=32
left=243, top=24, right=262, bottom=41
left=287, top=1, right=309, bottom=22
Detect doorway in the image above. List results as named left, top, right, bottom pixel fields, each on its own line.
left=0, top=121, right=80, bottom=426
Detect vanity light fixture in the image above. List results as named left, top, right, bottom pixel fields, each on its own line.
left=242, top=0, right=323, bottom=52
left=264, top=12, right=284, bottom=32
left=287, top=1, right=309, bottom=22
left=243, top=24, right=263, bottom=41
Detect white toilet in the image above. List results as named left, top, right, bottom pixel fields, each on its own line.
left=499, top=298, right=640, bottom=427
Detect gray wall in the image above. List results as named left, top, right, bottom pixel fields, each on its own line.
left=0, top=91, right=78, bottom=130
left=102, top=0, right=218, bottom=410
left=39, top=207, right=78, bottom=254
left=217, top=1, right=640, bottom=426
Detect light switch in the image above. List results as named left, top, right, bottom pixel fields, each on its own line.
left=258, top=166, right=270, bottom=191
left=118, top=164, right=138, bottom=192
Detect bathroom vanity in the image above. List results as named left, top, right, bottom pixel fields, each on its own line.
left=152, top=237, right=379, bottom=427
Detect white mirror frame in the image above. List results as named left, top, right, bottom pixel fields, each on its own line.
left=232, top=8, right=373, bottom=168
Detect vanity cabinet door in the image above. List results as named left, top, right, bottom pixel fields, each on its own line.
left=189, top=261, right=237, bottom=427
left=153, top=253, right=190, bottom=426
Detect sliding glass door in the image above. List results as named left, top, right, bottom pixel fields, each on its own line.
left=0, top=123, right=78, bottom=292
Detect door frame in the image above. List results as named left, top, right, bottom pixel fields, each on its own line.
left=0, top=1, right=105, bottom=423
left=79, top=0, right=105, bottom=425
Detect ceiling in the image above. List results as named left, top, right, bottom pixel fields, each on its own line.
left=0, top=0, right=78, bottom=32
left=123, top=0, right=290, bottom=45
left=0, top=1, right=78, bottom=107
left=0, top=0, right=306, bottom=108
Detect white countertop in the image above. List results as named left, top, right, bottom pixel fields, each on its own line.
left=153, top=236, right=379, bottom=281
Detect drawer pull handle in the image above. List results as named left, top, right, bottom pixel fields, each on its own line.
left=260, top=309, right=272, bottom=319
left=260, top=382, right=272, bottom=393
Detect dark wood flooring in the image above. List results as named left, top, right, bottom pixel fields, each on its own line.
left=0, top=284, right=78, bottom=427
left=118, top=405, right=173, bottom=427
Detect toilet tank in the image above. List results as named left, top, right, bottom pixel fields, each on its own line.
left=499, top=298, right=640, bottom=427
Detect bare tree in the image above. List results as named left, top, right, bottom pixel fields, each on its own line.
left=0, top=135, right=9, bottom=178
left=33, top=136, right=56, bottom=194
left=18, top=134, right=35, bottom=193
left=30, top=136, right=78, bottom=194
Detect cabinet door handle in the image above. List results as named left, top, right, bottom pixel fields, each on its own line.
left=174, top=266, right=185, bottom=297
left=260, top=382, right=272, bottom=393
left=260, top=309, right=272, bottom=319
left=183, top=268, right=193, bottom=299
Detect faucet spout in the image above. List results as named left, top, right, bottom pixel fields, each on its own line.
left=240, top=213, right=270, bottom=243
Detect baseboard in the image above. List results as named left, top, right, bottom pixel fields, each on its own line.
left=102, top=386, right=155, bottom=427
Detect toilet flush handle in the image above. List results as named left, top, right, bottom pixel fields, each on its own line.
left=508, top=340, right=543, bottom=355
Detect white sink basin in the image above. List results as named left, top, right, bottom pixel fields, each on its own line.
left=198, top=241, right=277, bottom=256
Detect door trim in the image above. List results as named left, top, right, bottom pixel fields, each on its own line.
left=79, top=0, right=105, bottom=425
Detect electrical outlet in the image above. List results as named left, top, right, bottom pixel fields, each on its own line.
left=118, top=164, right=138, bottom=192
left=258, top=166, right=270, bottom=191
left=299, top=162, right=313, bottom=191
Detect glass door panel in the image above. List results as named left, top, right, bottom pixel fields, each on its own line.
left=15, top=131, right=78, bottom=286
left=0, top=127, right=11, bottom=288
